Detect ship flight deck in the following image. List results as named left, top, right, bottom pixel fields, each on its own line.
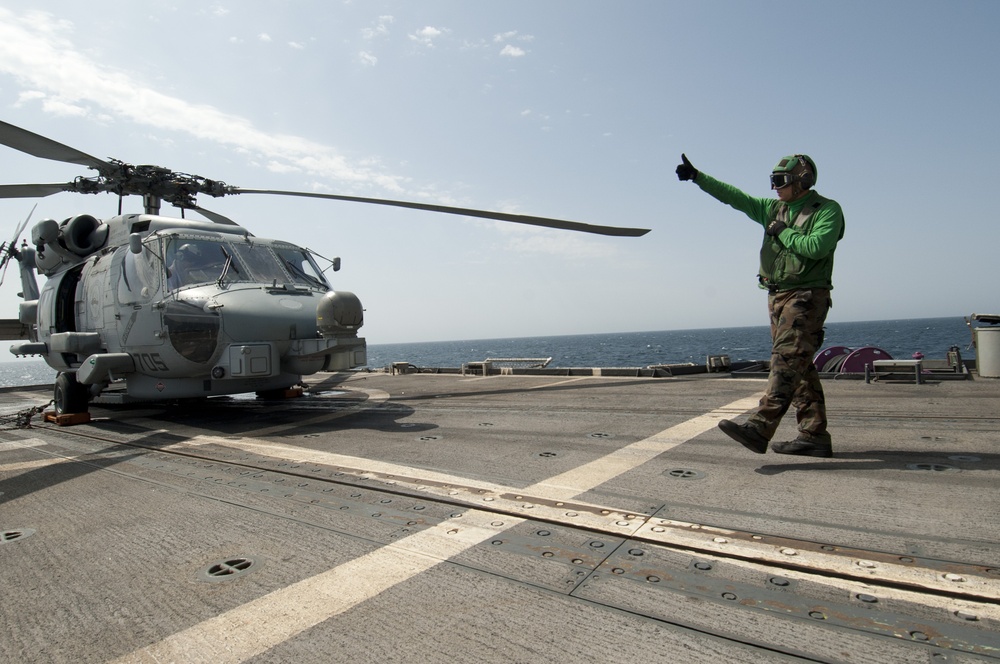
left=1, top=369, right=998, bottom=663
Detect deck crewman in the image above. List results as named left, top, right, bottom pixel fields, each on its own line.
left=676, top=154, right=845, bottom=457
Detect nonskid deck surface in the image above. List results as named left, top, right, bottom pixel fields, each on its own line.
left=1, top=371, right=998, bottom=663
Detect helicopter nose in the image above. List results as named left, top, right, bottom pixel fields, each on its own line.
left=317, top=291, right=363, bottom=337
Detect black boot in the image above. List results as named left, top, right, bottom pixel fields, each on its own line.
left=771, top=433, right=833, bottom=458
left=717, top=419, right=769, bottom=454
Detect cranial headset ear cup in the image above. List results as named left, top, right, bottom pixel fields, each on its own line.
left=794, top=154, right=816, bottom=189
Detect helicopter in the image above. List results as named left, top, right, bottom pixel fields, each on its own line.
left=0, top=120, right=650, bottom=417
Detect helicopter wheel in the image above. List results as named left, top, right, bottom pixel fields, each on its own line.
left=54, top=372, right=91, bottom=415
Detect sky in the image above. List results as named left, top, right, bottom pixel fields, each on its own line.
left=0, top=1, right=997, bottom=344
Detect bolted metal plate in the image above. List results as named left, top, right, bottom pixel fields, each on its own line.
left=663, top=468, right=706, bottom=480
left=907, top=463, right=960, bottom=473
left=576, top=538, right=1000, bottom=660
left=198, top=555, right=263, bottom=582
left=458, top=519, right=626, bottom=593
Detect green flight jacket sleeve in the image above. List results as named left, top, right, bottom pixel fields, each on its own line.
left=694, top=171, right=844, bottom=260
left=694, top=171, right=772, bottom=227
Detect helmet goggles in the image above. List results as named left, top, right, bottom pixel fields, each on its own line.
left=770, top=171, right=797, bottom=189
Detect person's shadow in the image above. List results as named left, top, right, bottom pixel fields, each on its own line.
left=754, top=449, right=999, bottom=475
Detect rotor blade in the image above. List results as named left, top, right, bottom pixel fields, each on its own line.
left=0, top=183, right=72, bottom=199
left=0, top=203, right=36, bottom=285
left=0, top=120, right=113, bottom=171
left=233, top=188, right=651, bottom=237
left=10, top=203, right=36, bottom=246
left=192, top=206, right=240, bottom=226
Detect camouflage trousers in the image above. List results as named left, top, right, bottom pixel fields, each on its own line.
left=748, top=288, right=832, bottom=441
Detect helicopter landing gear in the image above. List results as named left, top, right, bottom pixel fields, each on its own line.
left=54, top=372, right=91, bottom=416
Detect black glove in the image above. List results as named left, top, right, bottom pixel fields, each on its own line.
left=766, top=220, right=787, bottom=237
left=675, top=153, right=698, bottom=181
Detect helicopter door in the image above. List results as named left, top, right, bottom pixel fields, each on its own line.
left=81, top=255, right=111, bottom=332
left=54, top=264, right=84, bottom=334
left=32, top=264, right=87, bottom=370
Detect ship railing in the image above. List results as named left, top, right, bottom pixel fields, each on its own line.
left=461, top=357, right=553, bottom=376
left=485, top=357, right=553, bottom=368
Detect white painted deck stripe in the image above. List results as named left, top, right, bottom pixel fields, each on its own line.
left=0, top=458, right=63, bottom=472
left=115, top=508, right=522, bottom=664
left=114, top=393, right=760, bottom=663
left=528, top=395, right=760, bottom=501
left=0, top=438, right=71, bottom=472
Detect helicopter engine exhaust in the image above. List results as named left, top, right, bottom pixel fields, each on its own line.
left=316, top=291, right=364, bottom=338
left=62, top=214, right=109, bottom=256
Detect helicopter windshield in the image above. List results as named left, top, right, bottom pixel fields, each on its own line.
left=166, top=238, right=229, bottom=290
left=164, top=236, right=329, bottom=291
left=274, top=246, right=330, bottom=290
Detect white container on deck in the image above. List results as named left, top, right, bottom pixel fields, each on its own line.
left=974, top=327, right=1000, bottom=378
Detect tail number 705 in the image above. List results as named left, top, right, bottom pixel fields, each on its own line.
left=136, top=352, right=169, bottom=372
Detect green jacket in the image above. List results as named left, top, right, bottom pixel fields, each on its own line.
left=695, top=172, right=844, bottom=291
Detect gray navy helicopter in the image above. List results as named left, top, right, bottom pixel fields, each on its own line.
left=0, top=120, right=650, bottom=417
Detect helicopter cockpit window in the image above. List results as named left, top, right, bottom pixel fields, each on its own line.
left=166, top=239, right=230, bottom=290
left=274, top=246, right=330, bottom=290
left=231, top=243, right=288, bottom=284
left=162, top=237, right=328, bottom=290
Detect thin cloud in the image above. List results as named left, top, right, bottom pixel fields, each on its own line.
left=490, top=219, right=620, bottom=260
left=15, top=90, right=47, bottom=105
left=362, top=15, right=393, bottom=39
left=0, top=8, right=405, bottom=193
left=409, top=26, right=448, bottom=47
left=500, top=44, right=526, bottom=58
left=0, top=7, right=595, bottom=262
left=493, top=30, right=534, bottom=43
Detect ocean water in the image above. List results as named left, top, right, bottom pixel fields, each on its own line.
left=0, top=316, right=976, bottom=388
left=365, top=316, right=975, bottom=370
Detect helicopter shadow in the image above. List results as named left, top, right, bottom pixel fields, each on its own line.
left=88, top=389, right=437, bottom=441
left=754, top=449, right=1000, bottom=475
left=84, top=374, right=683, bottom=440
left=0, top=435, right=157, bottom=504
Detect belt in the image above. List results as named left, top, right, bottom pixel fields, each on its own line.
left=759, top=276, right=780, bottom=293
